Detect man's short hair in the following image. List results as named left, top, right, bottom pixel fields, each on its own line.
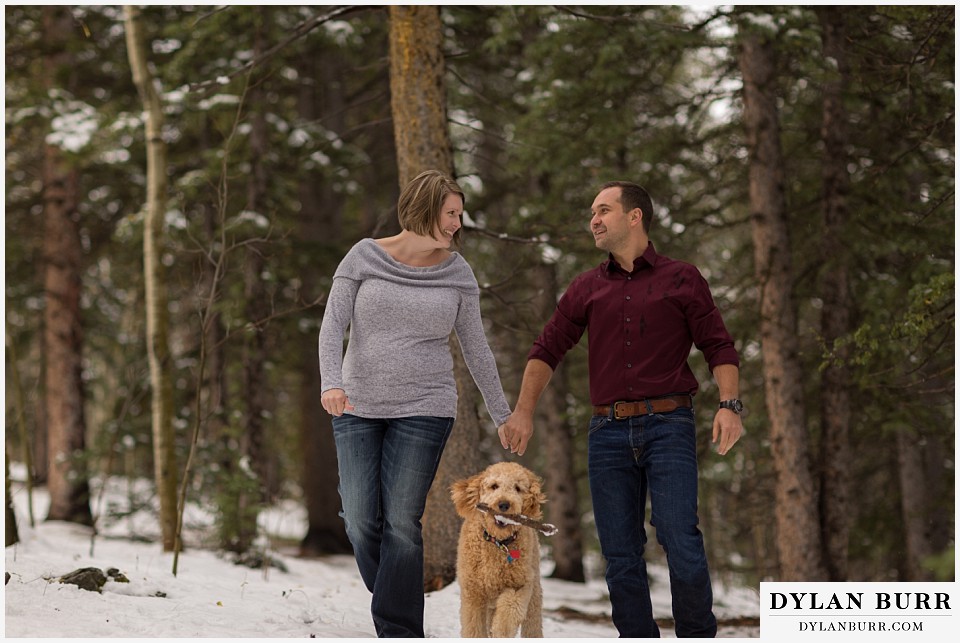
left=600, top=181, right=654, bottom=233
left=398, top=170, right=465, bottom=247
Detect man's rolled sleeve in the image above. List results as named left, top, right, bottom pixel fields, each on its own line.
left=688, top=272, right=740, bottom=371
left=705, top=344, right=740, bottom=372
left=527, top=283, right=588, bottom=370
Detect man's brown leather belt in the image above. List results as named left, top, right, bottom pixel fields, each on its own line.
left=593, top=395, right=693, bottom=419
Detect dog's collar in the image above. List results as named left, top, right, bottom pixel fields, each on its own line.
left=483, top=529, right=522, bottom=563
left=483, top=528, right=518, bottom=547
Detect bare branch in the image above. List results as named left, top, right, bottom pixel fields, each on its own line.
left=463, top=223, right=553, bottom=245
left=189, top=5, right=373, bottom=96
left=553, top=4, right=692, bottom=32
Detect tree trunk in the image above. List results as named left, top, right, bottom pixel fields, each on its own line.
left=738, top=25, right=826, bottom=581
left=532, top=262, right=585, bottom=582
left=243, top=6, right=270, bottom=506
left=6, top=317, right=36, bottom=527
left=201, top=195, right=231, bottom=497
left=6, top=451, right=20, bottom=547
left=297, top=44, right=351, bottom=557
left=124, top=4, right=178, bottom=551
left=388, top=5, right=485, bottom=591
left=389, top=5, right=455, bottom=186
left=896, top=427, right=934, bottom=581
left=32, top=394, right=49, bottom=484
left=200, top=195, right=241, bottom=552
left=42, top=6, right=92, bottom=526
left=423, top=335, right=487, bottom=591
left=816, top=6, right=853, bottom=582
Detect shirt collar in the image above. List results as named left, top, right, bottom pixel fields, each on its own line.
left=603, top=241, right=659, bottom=275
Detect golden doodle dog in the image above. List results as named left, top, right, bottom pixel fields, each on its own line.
left=450, top=462, right=547, bottom=638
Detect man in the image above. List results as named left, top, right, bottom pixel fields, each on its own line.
left=499, top=181, right=743, bottom=638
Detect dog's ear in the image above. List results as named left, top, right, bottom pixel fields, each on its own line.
left=522, top=472, right=547, bottom=519
left=450, top=473, right=483, bottom=519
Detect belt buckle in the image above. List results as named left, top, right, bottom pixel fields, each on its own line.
left=613, top=401, right=629, bottom=420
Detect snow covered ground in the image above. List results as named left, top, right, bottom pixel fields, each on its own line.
left=4, top=467, right=760, bottom=638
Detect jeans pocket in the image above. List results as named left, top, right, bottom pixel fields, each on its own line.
left=653, top=407, right=695, bottom=427
left=588, top=415, right=608, bottom=435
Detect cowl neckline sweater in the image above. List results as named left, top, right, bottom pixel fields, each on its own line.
left=318, top=238, right=511, bottom=426
left=336, top=238, right=479, bottom=293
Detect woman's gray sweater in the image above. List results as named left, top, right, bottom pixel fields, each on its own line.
left=318, top=238, right=512, bottom=427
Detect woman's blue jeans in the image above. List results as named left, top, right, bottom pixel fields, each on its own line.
left=587, top=407, right=717, bottom=638
left=332, top=414, right=453, bottom=638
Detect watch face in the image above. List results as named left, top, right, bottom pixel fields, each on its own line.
left=722, top=399, right=743, bottom=413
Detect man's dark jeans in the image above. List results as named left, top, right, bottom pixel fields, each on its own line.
left=587, top=407, right=717, bottom=638
left=333, top=414, right=453, bottom=638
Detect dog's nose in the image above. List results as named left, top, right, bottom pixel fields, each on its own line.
left=498, top=501, right=511, bottom=512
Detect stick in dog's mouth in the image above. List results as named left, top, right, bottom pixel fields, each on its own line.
left=475, top=503, right=558, bottom=537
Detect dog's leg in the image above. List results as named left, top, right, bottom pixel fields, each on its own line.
left=491, top=585, right=535, bottom=638
left=520, top=580, right=543, bottom=638
left=484, top=604, right=496, bottom=637
left=460, top=587, right=489, bottom=638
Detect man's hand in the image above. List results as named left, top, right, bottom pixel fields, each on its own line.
left=499, top=412, right=534, bottom=456
left=321, top=388, right=354, bottom=417
left=712, top=408, right=743, bottom=455
left=499, top=358, right=554, bottom=457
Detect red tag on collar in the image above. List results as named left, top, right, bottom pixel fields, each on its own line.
left=509, top=549, right=521, bottom=561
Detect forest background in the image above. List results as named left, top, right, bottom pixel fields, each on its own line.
left=4, top=3, right=955, bottom=593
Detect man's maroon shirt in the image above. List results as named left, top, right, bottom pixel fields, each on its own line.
left=528, top=242, right=740, bottom=406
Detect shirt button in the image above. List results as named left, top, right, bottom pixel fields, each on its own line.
left=626, top=317, right=631, bottom=322
left=626, top=341, right=631, bottom=346
left=625, top=296, right=631, bottom=300
left=626, top=363, right=632, bottom=368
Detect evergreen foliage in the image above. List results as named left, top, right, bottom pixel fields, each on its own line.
left=5, top=5, right=953, bottom=582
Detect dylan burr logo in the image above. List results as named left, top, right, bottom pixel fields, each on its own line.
left=770, top=590, right=951, bottom=611
left=761, top=582, right=956, bottom=638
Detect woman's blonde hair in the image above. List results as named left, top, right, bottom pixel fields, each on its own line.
left=397, top=170, right=465, bottom=247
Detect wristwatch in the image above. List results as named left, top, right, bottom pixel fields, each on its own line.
left=719, top=399, right=744, bottom=415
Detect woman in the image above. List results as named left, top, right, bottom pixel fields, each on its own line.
left=318, top=170, right=512, bottom=638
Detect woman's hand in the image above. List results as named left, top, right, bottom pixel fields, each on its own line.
left=321, top=388, right=355, bottom=417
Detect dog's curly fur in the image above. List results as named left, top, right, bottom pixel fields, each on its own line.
left=450, top=462, right=546, bottom=638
